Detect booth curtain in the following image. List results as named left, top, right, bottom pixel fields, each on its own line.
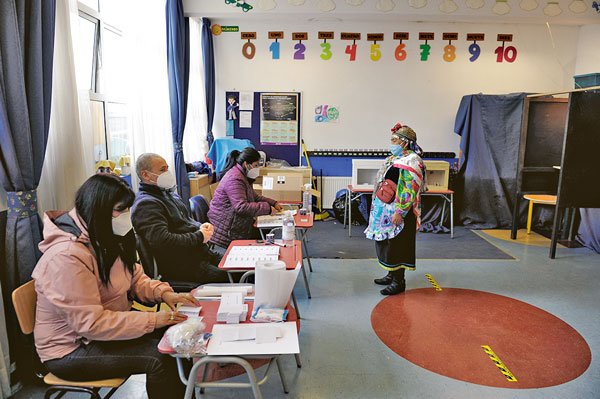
left=453, top=93, right=530, bottom=229
left=0, top=0, right=56, bottom=389
left=201, top=17, right=216, bottom=149
left=166, top=0, right=191, bottom=204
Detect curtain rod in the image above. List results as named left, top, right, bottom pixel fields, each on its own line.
left=527, top=85, right=600, bottom=98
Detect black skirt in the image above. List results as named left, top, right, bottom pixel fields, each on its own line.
left=375, top=208, right=417, bottom=271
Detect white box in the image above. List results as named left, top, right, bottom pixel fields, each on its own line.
left=351, top=159, right=384, bottom=190
left=423, top=161, right=450, bottom=191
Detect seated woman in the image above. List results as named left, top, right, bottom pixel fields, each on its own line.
left=32, top=173, right=197, bottom=399
left=208, top=147, right=283, bottom=249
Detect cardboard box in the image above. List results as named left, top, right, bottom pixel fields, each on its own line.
left=261, top=173, right=303, bottom=202
left=209, top=182, right=219, bottom=198
left=189, top=174, right=209, bottom=198
left=423, top=160, right=450, bottom=191
left=259, top=166, right=312, bottom=186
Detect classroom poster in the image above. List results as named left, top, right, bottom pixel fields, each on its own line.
left=260, top=93, right=299, bottom=145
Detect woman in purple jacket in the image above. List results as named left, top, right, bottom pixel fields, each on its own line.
left=208, top=147, right=283, bottom=249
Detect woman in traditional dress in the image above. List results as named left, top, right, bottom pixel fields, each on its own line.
left=365, top=122, right=426, bottom=295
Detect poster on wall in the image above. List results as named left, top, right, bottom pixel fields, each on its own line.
left=314, top=104, right=340, bottom=123
left=260, top=93, right=299, bottom=145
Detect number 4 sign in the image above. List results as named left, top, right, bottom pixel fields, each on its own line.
left=495, top=34, right=517, bottom=63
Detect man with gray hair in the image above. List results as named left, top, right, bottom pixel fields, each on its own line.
left=131, top=153, right=228, bottom=286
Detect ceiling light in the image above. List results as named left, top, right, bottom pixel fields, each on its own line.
left=288, top=0, right=305, bottom=5
left=544, top=0, right=562, bottom=15
left=440, top=0, right=459, bottom=12
left=519, top=0, right=538, bottom=10
left=492, top=0, right=511, bottom=14
left=568, top=0, right=587, bottom=12
left=377, top=0, right=396, bottom=11
left=257, top=0, right=277, bottom=10
left=466, top=0, right=485, bottom=9
left=318, top=0, right=336, bottom=12
left=409, top=0, right=428, bottom=8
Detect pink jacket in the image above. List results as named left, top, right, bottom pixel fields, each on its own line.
left=32, top=209, right=173, bottom=362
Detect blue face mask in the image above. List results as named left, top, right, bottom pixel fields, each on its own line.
left=390, top=144, right=403, bottom=156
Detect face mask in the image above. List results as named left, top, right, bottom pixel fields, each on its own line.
left=246, top=166, right=260, bottom=180
left=150, top=171, right=177, bottom=190
left=112, top=211, right=133, bottom=236
left=390, top=144, right=403, bottom=156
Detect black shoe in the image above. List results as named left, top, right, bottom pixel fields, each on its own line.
left=374, top=273, right=393, bottom=285
left=380, top=279, right=406, bottom=295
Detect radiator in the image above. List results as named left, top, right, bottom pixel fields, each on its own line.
left=316, top=177, right=352, bottom=209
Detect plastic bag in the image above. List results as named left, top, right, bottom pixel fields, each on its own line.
left=165, top=319, right=211, bottom=357
left=332, top=191, right=366, bottom=225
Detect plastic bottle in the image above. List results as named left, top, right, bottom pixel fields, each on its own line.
left=282, top=210, right=295, bottom=245
left=302, top=183, right=313, bottom=214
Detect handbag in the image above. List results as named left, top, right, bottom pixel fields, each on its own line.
left=375, top=179, right=397, bottom=204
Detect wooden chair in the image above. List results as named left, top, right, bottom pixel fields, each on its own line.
left=12, top=280, right=127, bottom=399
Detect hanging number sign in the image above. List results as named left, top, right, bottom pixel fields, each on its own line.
left=442, top=33, right=458, bottom=62
left=367, top=33, right=384, bottom=62
left=495, top=34, right=517, bottom=63
left=393, top=32, right=409, bottom=61
left=319, top=31, right=334, bottom=60
left=419, top=32, right=434, bottom=61
left=293, top=32, right=308, bottom=60
left=341, top=32, right=361, bottom=62
left=241, top=32, right=257, bottom=59
left=268, top=31, right=284, bottom=60
left=466, top=33, right=484, bottom=62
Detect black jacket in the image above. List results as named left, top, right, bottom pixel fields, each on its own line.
left=131, top=183, right=221, bottom=282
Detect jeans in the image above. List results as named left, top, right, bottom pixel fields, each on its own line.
left=45, top=330, right=185, bottom=399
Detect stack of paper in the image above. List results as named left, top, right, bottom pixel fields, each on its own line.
left=219, top=324, right=282, bottom=344
left=177, top=305, right=202, bottom=319
left=194, top=285, right=253, bottom=298
left=256, top=215, right=283, bottom=228
left=223, top=246, right=280, bottom=269
left=207, top=322, right=300, bottom=355
left=216, top=292, right=248, bottom=324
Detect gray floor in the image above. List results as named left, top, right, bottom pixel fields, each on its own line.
left=14, top=232, right=600, bottom=399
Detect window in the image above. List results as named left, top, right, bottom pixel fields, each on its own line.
left=75, top=0, right=131, bottom=174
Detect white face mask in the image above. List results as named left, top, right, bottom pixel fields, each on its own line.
left=112, top=211, right=133, bottom=236
left=149, top=170, right=177, bottom=190
left=246, top=166, right=260, bottom=180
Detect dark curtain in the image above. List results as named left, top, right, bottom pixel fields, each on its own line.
left=201, top=17, right=216, bottom=149
left=166, top=0, right=191, bottom=204
left=577, top=209, right=600, bottom=254
left=0, top=0, right=56, bottom=381
left=453, top=94, right=534, bottom=229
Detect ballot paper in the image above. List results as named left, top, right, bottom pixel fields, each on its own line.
left=217, top=292, right=248, bottom=324
left=208, top=322, right=299, bottom=355
left=223, top=245, right=280, bottom=269
left=177, top=306, right=203, bottom=319
left=256, top=215, right=283, bottom=228
left=254, top=261, right=301, bottom=309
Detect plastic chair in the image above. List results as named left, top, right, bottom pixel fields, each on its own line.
left=189, top=194, right=210, bottom=224
left=12, top=280, right=127, bottom=399
left=523, top=194, right=557, bottom=234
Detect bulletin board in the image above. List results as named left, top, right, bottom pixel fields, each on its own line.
left=226, top=91, right=301, bottom=166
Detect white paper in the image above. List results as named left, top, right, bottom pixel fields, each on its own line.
left=208, top=322, right=299, bottom=355
left=239, top=91, right=254, bottom=110
left=255, top=325, right=281, bottom=344
left=262, top=176, right=274, bottom=191
left=218, top=324, right=281, bottom=343
left=194, top=286, right=252, bottom=297
left=254, top=261, right=301, bottom=309
left=239, top=111, right=252, bottom=128
left=178, top=306, right=202, bottom=319
left=223, top=246, right=280, bottom=269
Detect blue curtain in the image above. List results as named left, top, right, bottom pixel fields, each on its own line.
left=166, top=0, right=191, bottom=204
left=201, top=17, right=216, bottom=148
left=0, top=0, right=56, bottom=381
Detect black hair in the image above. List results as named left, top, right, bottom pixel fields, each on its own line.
left=219, top=147, right=261, bottom=180
left=75, top=174, right=137, bottom=285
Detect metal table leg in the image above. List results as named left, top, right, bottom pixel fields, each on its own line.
left=300, top=259, right=312, bottom=299
left=300, top=229, right=313, bottom=272
left=450, top=193, right=454, bottom=239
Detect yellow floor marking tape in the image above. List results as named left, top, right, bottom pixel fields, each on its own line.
left=424, top=274, right=442, bottom=291
left=481, top=345, right=518, bottom=382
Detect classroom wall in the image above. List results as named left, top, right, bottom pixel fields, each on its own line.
left=210, top=20, right=581, bottom=154
left=574, top=24, right=600, bottom=77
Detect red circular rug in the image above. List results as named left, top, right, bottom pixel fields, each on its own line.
left=371, top=288, right=591, bottom=388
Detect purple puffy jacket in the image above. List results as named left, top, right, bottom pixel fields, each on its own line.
left=208, top=164, right=277, bottom=248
